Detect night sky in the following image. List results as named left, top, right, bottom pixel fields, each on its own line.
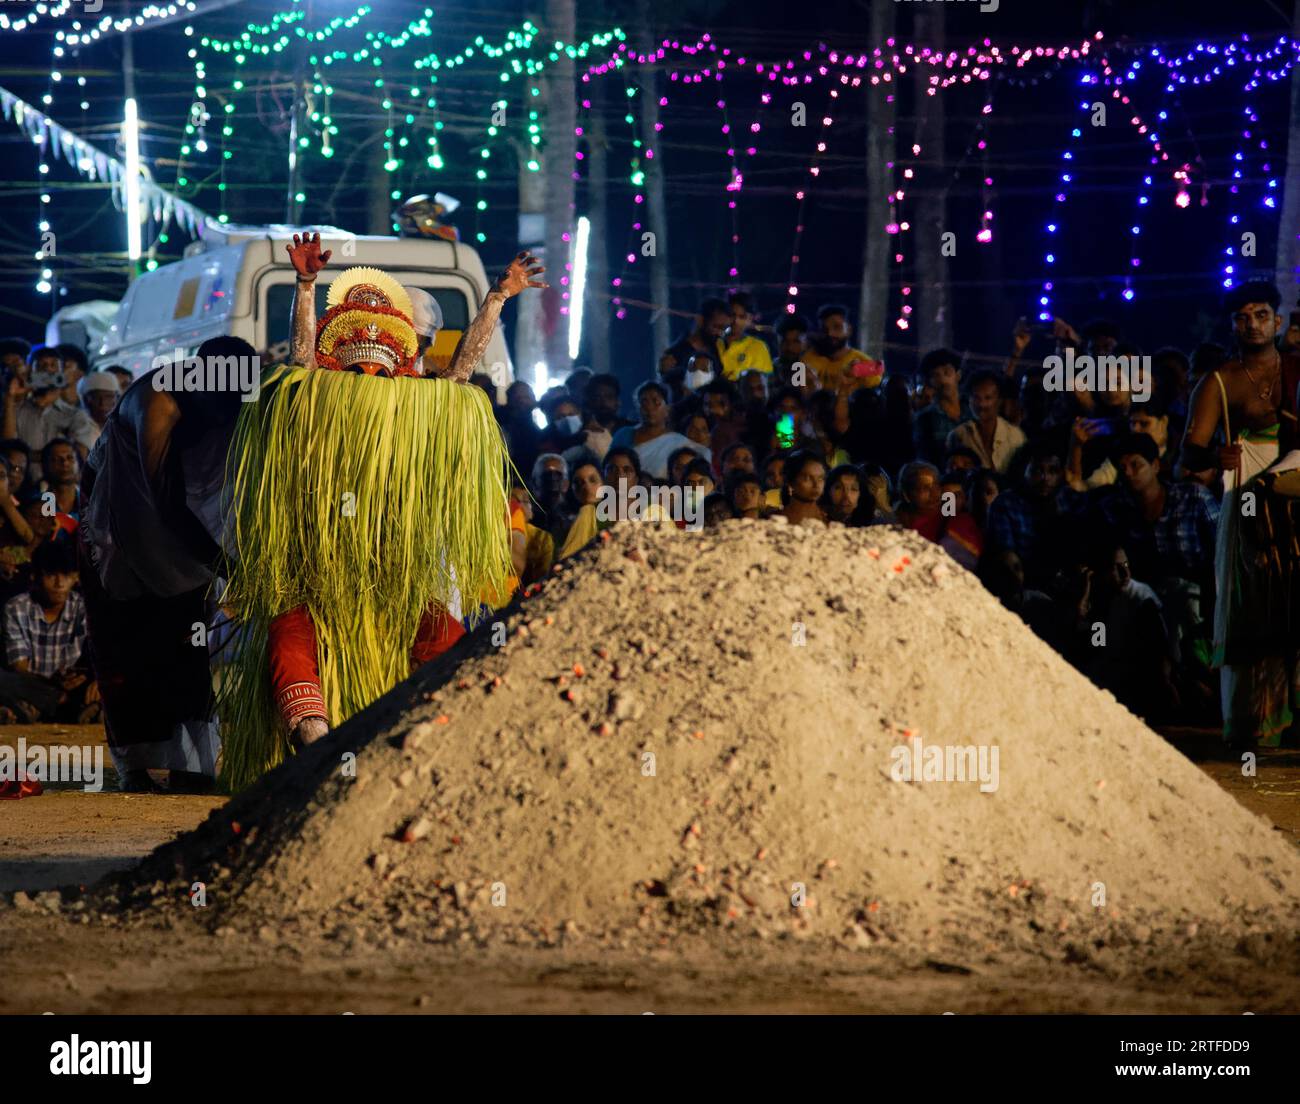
left=1, top=0, right=1298, bottom=387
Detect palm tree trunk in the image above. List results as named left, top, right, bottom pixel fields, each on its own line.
left=587, top=86, right=611, bottom=375
left=636, top=1, right=671, bottom=373
left=515, top=150, right=547, bottom=385
left=1275, top=0, right=1300, bottom=303
left=543, top=0, right=577, bottom=376
left=912, top=5, right=951, bottom=356
left=859, top=0, right=896, bottom=360
left=365, top=139, right=390, bottom=235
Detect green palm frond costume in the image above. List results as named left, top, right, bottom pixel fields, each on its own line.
left=216, top=365, right=511, bottom=791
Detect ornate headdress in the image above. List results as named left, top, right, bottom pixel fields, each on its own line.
left=315, top=266, right=420, bottom=377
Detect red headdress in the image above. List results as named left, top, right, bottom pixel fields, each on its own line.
left=315, top=267, right=420, bottom=377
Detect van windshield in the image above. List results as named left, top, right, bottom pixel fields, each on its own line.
left=264, top=283, right=471, bottom=348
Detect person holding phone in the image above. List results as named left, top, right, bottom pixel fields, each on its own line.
left=658, top=299, right=728, bottom=403
left=1066, top=400, right=1171, bottom=491
left=716, top=292, right=773, bottom=382
left=801, top=304, right=882, bottom=398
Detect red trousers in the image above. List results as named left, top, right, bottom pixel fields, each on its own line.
left=268, top=603, right=465, bottom=731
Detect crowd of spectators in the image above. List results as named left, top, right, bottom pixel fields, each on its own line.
left=482, top=293, right=1300, bottom=732
left=0, top=337, right=126, bottom=724
left=2, top=288, right=1294, bottom=741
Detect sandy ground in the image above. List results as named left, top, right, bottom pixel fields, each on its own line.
left=0, top=725, right=223, bottom=893
left=1, top=723, right=1297, bottom=1014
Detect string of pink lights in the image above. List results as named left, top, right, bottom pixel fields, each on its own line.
left=572, top=28, right=1300, bottom=331
left=609, top=73, right=651, bottom=321
left=582, top=34, right=1035, bottom=326
left=578, top=31, right=1101, bottom=327
left=718, top=96, right=743, bottom=292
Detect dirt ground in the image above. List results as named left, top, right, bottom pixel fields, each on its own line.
left=1, top=723, right=1297, bottom=1014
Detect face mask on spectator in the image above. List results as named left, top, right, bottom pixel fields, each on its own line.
left=686, top=366, right=715, bottom=391
left=555, top=414, right=582, bottom=436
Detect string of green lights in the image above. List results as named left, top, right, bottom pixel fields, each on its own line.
left=175, top=6, right=625, bottom=244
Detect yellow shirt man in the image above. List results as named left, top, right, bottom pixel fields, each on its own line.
left=717, top=334, right=773, bottom=381
left=801, top=346, right=883, bottom=396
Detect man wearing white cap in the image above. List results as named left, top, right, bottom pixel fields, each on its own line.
left=77, top=370, right=122, bottom=444
left=404, top=286, right=445, bottom=376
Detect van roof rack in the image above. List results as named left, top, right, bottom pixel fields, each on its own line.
left=183, top=223, right=401, bottom=257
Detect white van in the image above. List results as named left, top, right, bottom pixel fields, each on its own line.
left=95, top=224, right=514, bottom=382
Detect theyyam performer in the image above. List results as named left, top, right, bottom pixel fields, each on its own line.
left=217, top=233, right=545, bottom=790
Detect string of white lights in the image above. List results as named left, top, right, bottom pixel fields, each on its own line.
left=2, top=2, right=199, bottom=37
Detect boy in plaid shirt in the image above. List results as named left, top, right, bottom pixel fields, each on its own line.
left=0, top=539, right=98, bottom=723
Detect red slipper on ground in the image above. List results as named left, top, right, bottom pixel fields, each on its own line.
left=0, top=776, right=44, bottom=800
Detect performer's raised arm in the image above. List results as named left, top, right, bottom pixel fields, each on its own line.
left=285, top=232, right=332, bottom=370
left=438, top=251, right=546, bottom=383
